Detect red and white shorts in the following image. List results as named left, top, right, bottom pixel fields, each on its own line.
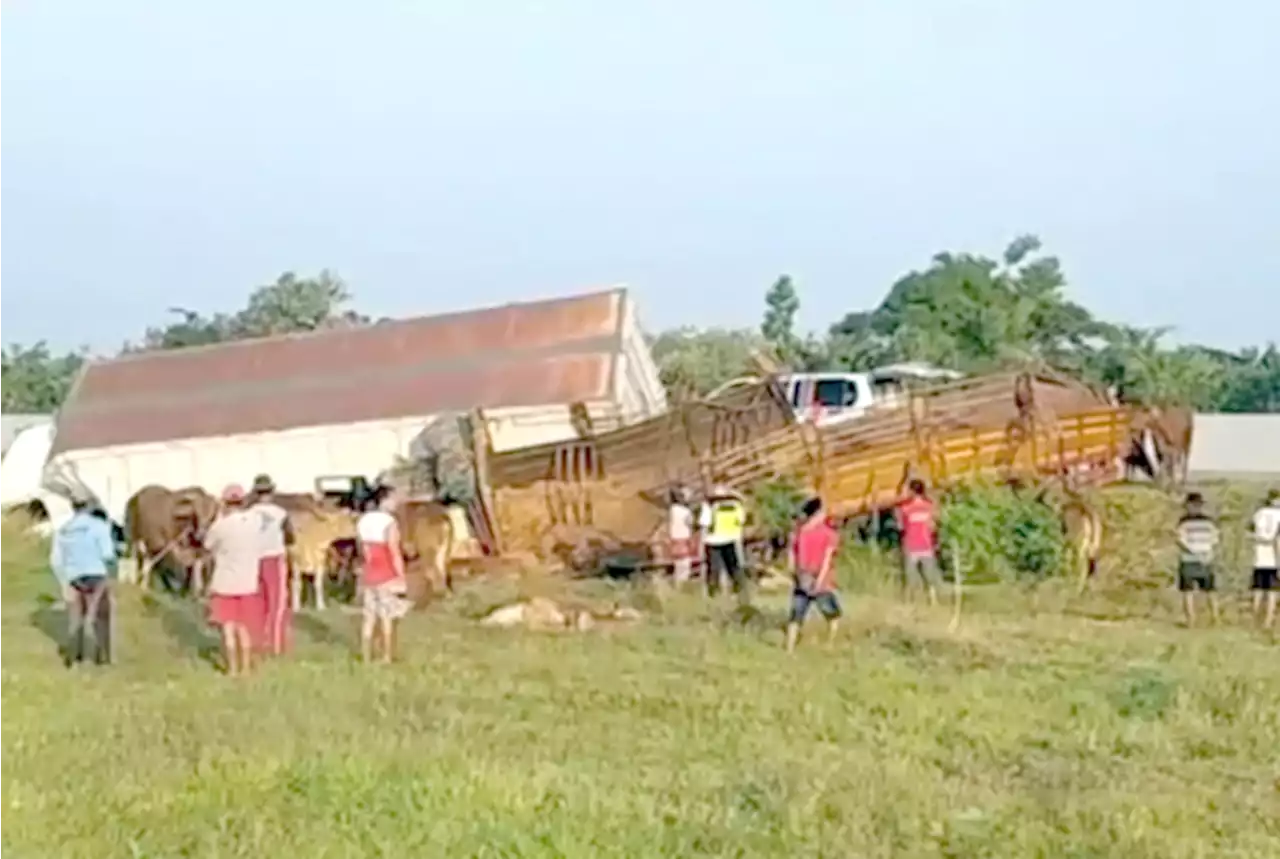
left=362, top=581, right=411, bottom=621
left=209, top=593, right=262, bottom=628
left=669, top=537, right=698, bottom=562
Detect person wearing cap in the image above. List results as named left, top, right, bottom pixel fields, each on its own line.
left=203, top=484, right=265, bottom=675
left=1248, top=489, right=1280, bottom=629
left=697, top=484, right=749, bottom=601
left=50, top=490, right=118, bottom=667
left=249, top=473, right=295, bottom=656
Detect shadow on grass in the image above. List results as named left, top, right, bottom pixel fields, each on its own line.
left=1062, top=605, right=1153, bottom=623
left=28, top=593, right=115, bottom=667
left=720, top=601, right=789, bottom=635
left=141, top=593, right=221, bottom=668
left=295, top=611, right=351, bottom=649
left=28, top=595, right=66, bottom=655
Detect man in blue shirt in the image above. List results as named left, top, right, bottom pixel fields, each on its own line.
left=50, top=491, right=118, bottom=666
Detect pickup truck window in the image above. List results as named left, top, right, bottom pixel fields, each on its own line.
left=815, top=378, right=858, bottom=408
left=789, top=379, right=805, bottom=408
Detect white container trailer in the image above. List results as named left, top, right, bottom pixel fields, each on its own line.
left=46, top=288, right=667, bottom=521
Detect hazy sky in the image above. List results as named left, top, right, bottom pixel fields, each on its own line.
left=3, top=1, right=1277, bottom=355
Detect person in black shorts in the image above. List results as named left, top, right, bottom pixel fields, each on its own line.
left=785, top=497, right=842, bottom=652
left=1174, top=493, right=1221, bottom=626
left=1248, top=490, right=1280, bottom=629
left=50, top=492, right=119, bottom=666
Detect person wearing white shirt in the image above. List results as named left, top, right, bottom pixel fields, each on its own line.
left=667, top=487, right=696, bottom=584
left=1248, top=490, right=1280, bottom=629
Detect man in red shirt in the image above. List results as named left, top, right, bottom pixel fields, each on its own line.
left=785, top=496, right=842, bottom=652
left=896, top=479, right=941, bottom=605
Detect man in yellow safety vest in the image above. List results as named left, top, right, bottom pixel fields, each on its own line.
left=699, top=485, right=749, bottom=601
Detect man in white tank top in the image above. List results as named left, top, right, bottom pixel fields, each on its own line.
left=356, top=488, right=408, bottom=664
left=250, top=474, right=295, bottom=656
left=1250, top=490, right=1280, bottom=629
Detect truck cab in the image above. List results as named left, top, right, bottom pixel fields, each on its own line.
left=314, top=474, right=379, bottom=511
left=779, top=363, right=962, bottom=426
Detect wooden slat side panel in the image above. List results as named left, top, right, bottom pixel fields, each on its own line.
left=486, top=370, right=1127, bottom=560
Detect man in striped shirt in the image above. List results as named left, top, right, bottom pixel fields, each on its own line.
left=1175, top=493, right=1221, bottom=626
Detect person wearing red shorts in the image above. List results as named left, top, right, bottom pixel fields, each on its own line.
left=249, top=474, right=295, bottom=656
left=204, top=485, right=265, bottom=676
left=667, top=486, right=697, bottom=584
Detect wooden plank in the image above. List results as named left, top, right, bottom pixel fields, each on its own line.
left=468, top=408, right=503, bottom=555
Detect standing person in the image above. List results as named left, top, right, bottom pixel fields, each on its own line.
left=785, top=497, right=842, bottom=652
left=698, top=485, right=748, bottom=602
left=249, top=474, right=295, bottom=656
left=1175, top=492, right=1221, bottom=627
left=667, top=486, right=696, bottom=585
left=1248, top=489, right=1280, bottom=629
left=356, top=488, right=410, bottom=664
left=895, top=479, right=941, bottom=606
left=50, top=491, right=118, bottom=667
left=203, top=485, right=265, bottom=676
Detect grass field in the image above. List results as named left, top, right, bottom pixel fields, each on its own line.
left=3, top=518, right=1278, bottom=858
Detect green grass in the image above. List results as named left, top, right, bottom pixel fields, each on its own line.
left=3, top=520, right=1279, bottom=858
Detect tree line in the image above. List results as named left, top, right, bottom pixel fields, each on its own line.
left=652, top=236, right=1278, bottom=411
left=4, top=236, right=1278, bottom=414
left=2, top=271, right=364, bottom=412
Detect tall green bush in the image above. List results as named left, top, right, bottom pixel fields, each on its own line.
left=938, top=480, right=1068, bottom=583
left=746, top=475, right=809, bottom=540
left=746, top=475, right=1069, bottom=586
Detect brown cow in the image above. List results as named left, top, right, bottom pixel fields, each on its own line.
left=1128, top=407, right=1194, bottom=487
left=276, top=492, right=457, bottom=610
left=123, top=485, right=218, bottom=594
left=397, top=499, right=456, bottom=606
left=1061, top=492, right=1103, bottom=593
left=288, top=506, right=359, bottom=611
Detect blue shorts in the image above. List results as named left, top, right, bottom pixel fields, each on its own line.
left=789, top=586, right=842, bottom=624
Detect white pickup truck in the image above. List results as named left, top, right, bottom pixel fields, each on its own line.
left=777, top=363, right=962, bottom=427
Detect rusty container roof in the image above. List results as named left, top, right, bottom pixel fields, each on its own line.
left=52, top=288, right=627, bottom=454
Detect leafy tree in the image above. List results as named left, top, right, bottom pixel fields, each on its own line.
left=824, top=309, right=892, bottom=371
left=648, top=327, right=765, bottom=398
left=139, top=308, right=238, bottom=351
left=233, top=270, right=360, bottom=337
left=1214, top=345, right=1280, bottom=412
left=1, top=342, right=86, bottom=412
left=761, top=275, right=802, bottom=365
left=1083, top=326, right=1225, bottom=409
left=135, top=270, right=362, bottom=352
left=1002, top=234, right=1042, bottom=267
left=867, top=236, right=1099, bottom=372
left=4, top=270, right=365, bottom=413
